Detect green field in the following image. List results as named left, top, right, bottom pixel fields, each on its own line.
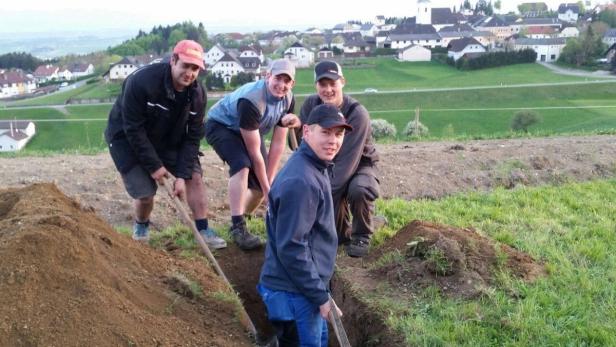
left=2, top=59, right=616, bottom=153
left=292, top=59, right=590, bottom=94
left=371, top=179, right=616, bottom=346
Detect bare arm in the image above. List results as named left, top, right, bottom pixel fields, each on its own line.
left=240, top=128, right=270, bottom=196
left=267, top=125, right=288, bottom=184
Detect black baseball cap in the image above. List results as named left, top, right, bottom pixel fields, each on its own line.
left=314, top=60, right=343, bottom=82
left=306, top=104, right=353, bottom=131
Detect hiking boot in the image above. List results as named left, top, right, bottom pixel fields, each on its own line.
left=132, top=222, right=150, bottom=242
left=230, top=222, right=262, bottom=250
left=345, top=238, right=370, bottom=258
left=199, top=227, right=227, bottom=250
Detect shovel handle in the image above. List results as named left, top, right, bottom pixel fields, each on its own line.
left=328, top=297, right=351, bottom=347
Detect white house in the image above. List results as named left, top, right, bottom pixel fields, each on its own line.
left=514, top=37, right=566, bottom=62
left=205, top=44, right=226, bottom=67
left=447, top=37, right=486, bottom=61
left=558, top=3, right=580, bottom=23
left=239, top=46, right=265, bottom=64
left=238, top=57, right=261, bottom=77
left=603, top=29, right=616, bottom=46
left=387, top=33, right=442, bottom=49
left=58, top=68, right=73, bottom=81
left=304, top=27, right=323, bottom=35
left=360, top=23, right=378, bottom=38
left=210, top=53, right=244, bottom=84
left=560, top=26, right=580, bottom=38
left=398, top=45, right=432, bottom=61
left=283, top=42, right=314, bottom=68
left=69, top=63, right=95, bottom=78
left=108, top=57, right=139, bottom=81
left=317, top=48, right=334, bottom=60
left=0, top=120, right=36, bottom=152
left=33, top=64, right=59, bottom=83
left=0, top=70, right=37, bottom=99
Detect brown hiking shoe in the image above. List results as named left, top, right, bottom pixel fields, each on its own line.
left=345, top=238, right=370, bottom=258
left=230, top=222, right=262, bottom=250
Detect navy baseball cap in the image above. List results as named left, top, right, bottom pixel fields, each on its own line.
left=306, top=104, right=353, bottom=131
left=314, top=60, right=343, bottom=82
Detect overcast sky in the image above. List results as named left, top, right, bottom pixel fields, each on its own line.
left=0, top=0, right=608, bottom=35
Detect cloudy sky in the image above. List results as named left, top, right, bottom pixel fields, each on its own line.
left=0, top=0, right=606, bottom=35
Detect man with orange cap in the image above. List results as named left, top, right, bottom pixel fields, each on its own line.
left=105, top=40, right=226, bottom=249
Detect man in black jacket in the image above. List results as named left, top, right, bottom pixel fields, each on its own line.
left=105, top=40, right=226, bottom=249
left=294, top=60, right=380, bottom=257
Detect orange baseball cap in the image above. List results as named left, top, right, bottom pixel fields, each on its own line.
left=173, top=40, right=205, bottom=70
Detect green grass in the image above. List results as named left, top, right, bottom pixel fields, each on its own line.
left=7, top=83, right=99, bottom=106
left=370, top=179, right=616, bottom=346
left=292, top=59, right=591, bottom=94
left=1, top=59, right=615, bottom=152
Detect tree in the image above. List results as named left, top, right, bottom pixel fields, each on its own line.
left=598, top=9, right=616, bottom=27
left=494, top=0, right=501, bottom=12
left=511, top=111, right=541, bottom=133
left=558, top=25, right=605, bottom=66
left=168, top=29, right=187, bottom=48
left=205, top=73, right=224, bottom=90
left=0, top=52, right=44, bottom=71
left=230, top=72, right=255, bottom=87
left=463, top=0, right=471, bottom=10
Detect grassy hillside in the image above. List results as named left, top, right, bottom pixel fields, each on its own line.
left=292, top=59, right=590, bottom=94
left=2, top=81, right=616, bottom=152
left=373, top=179, right=616, bottom=346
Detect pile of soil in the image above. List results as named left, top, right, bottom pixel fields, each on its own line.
left=366, top=220, right=546, bottom=299
left=330, top=220, right=545, bottom=346
left=0, top=184, right=252, bottom=347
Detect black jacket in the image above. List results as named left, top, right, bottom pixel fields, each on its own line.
left=105, top=62, right=206, bottom=179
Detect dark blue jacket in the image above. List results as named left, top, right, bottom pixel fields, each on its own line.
left=259, top=142, right=338, bottom=306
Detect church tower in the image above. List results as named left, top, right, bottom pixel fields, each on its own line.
left=417, top=0, right=432, bottom=25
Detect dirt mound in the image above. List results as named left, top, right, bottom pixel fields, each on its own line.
left=0, top=184, right=252, bottom=347
left=368, top=220, right=545, bottom=299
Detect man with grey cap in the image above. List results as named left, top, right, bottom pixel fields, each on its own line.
left=205, top=59, right=300, bottom=250
left=293, top=60, right=380, bottom=258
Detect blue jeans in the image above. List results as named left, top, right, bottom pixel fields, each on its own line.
left=258, top=284, right=329, bottom=347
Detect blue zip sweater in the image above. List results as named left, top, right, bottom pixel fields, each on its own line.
left=259, top=141, right=338, bottom=307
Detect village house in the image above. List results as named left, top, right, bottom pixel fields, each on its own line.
left=33, top=64, right=59, bottom=83
left=0, top=120, right=36, bottom=152
left=518, top=2, right=549, bottom=17
left=514, top=37, right=566, bottom=62
left=210, top=53, right=244, bottom=84
left=238, top=57, right=261, bottom=77
left=317, top=47, right=334, bottom=60
left=472, top=16, right=516, bottom=40
left=438, top=24, right=495, bottom=48
left=558, top=3, right=580, bottom=23
left=283, top=42, right=314, bottom=68
left=239, top=46, right=265, bottom=64
left=0, top=70, right=37, bottom=99
left=57, top=67, right=73, bottom=81
left=447, top=37, right=487, bottom=61
left=343, top=38, right=371, bottom=57
left=603, top=29, right=616, bottom=46
left=69, top=63, right=95, bottom=78
left=104, top=55, right=161, bottom=82
left=397, top=45, right=432, bottom=62
left=559, top=26, right=580, bottom=38
left=205, top=44, right=226, bottom=67
left=526, top=26, right=558, bottom=39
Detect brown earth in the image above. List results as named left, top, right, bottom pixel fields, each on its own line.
left=1, top=135, right=615, bottom=230
left=0, top=184, right=252, bottom=347
left=330, top=220, right=546, bottom=347
left=1, top=135, right=616, bottom=346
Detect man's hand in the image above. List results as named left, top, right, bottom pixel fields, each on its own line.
left=319, top=299, right=343, bottom=321
left=173, top=178, right=186, bottom=200
left=151, top=166, right=170, bottom=183
left=281, top=113, right=301, bottom=128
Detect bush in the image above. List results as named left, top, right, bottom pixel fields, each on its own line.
left=371, top=119, right=397, bottom=139
left=404, top=120, right=429, bottom=137
left=453, top=49, right=537, bottom=70
left=511, top=110, right=542, bottom=133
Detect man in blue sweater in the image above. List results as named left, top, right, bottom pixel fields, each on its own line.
left=258, top=103, right=350, bottom=346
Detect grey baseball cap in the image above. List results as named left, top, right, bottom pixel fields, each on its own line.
left=269, top=59, right=295, bottom=81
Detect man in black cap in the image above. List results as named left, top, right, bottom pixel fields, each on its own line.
left=294, top=60, right=380, bottom=257
left=259, top=103, right=348, bottom=346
